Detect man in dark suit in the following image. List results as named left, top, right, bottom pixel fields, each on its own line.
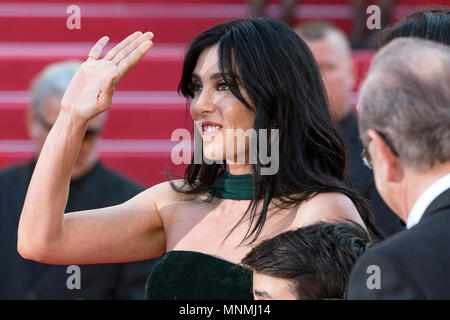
left=346, top=37, right=450, bottom=299
left=0, top=61, right=158, bottom=299
left=295, top=21, right=403, bottom=238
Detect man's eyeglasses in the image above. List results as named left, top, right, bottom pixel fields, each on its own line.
left=361, top=145, right=372, bottom=169
left=361, top=131, right=398, bottom=170
left=35, top=112, right=101, bottom=140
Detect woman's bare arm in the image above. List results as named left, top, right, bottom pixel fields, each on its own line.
left=19, top=180, right=169, bottom=265
left=17, top=31, right=166, bottom=264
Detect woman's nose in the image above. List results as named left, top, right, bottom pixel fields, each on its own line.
left=191, top=90, right=216, bottom=118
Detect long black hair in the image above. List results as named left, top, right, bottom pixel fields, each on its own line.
left=170, top=18, right=381, bottom=244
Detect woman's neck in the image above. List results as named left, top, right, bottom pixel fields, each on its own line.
left=225, top=163, right=252, bottom=175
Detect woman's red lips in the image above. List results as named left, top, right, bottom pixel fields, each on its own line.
left=201, top=121, right=223, bottom=128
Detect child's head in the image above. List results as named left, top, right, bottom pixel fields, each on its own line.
left=241, top=221, right=372, bottom=300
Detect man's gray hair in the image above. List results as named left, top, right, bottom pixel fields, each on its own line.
left=30, top=60, right=82, bottom=115
left=358, top=37, right=450, bottom=170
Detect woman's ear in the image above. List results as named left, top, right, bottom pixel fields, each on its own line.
left=367, top=129, right=403, bottom=183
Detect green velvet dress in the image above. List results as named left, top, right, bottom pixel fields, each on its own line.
left=145, top=250, right=253, bottom=300
left=145, top=171, right=254, bottom=300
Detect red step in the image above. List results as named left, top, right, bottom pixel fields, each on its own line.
left=0, top=43, right=184, bottom=91
left=0, top=3, right=361, bottom=43
left=0, top=1, right=440, bottom=44
left=0, top=15, right=234, bottom=44
left=0, top=91, right=194, bottom=140
left=0, top=42, right=375, bottom=91
left=0, top=102, right=193, bottom=140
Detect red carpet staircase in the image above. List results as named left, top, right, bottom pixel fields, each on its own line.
left=0, top=0, right=445, bottom=186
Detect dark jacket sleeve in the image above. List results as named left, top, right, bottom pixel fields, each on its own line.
left=346, top=249, right=423, bottom=300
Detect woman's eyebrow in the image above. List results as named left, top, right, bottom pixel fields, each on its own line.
left=191, top=72, right=229, bottom=81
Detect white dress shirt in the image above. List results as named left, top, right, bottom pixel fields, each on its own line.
left=407, top=173, right=450, bottom=229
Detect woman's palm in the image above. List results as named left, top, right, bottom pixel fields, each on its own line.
left=61, top=32, right=153, bottom=121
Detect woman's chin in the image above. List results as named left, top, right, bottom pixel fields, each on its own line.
left=202, top=143, right=251, bottom=164
left=202, top=153, right=225, bottom=163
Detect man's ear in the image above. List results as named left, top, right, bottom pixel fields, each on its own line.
left=348, top=60, right=357, bottom=91
left=367, top=129, right=403, bottom=182
left=25, top=109, right=38, bottom=140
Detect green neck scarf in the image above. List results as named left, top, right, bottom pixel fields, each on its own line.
left=207, top=171, right=254, bottom=200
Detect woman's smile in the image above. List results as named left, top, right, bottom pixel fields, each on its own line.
left=201, top=121, right=223, bottom=135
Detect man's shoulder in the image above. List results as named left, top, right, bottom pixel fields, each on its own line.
left=370, top=209, right=450, bottom=258
left=346, top=230, right=422, bottom=299
left=347, top=211, right=450, bottom=299
left=0, top=161, right=32, bottom=183
left=94, top=163, right=145, bottom=193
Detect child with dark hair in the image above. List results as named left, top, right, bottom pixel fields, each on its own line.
left=241, top=221, right=373, bottom=300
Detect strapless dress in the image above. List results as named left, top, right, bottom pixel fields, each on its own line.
left=145, top=250, right=253, bottom=300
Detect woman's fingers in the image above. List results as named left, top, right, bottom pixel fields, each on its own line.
left=103, top=31, right=143, bottom=61
left=87, top=36, right=109, bottom=61
left=117, top=40, right=153, bottom=79
left=112, top=32, right=154, bottom=65
left=87, top=31, right=153, bottom=64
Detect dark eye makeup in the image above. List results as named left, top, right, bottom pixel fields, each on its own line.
left=188, top=77, right=230, bottom=96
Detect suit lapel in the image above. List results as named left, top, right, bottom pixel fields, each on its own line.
left=422, top=188, right=450, bottom=220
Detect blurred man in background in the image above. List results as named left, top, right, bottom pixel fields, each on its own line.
left=0, top=60, right=158, bottom=299
left=249, top=0, right=395, bottom=47
left=295, top=22, right=403, bottom=238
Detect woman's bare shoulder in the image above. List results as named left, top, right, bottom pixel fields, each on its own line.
left=292, top=192, right=365, bottom=228
left=137, top=179, right=203, bottom=209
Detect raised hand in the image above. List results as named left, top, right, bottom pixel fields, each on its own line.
left=61, top=31, right=153, bottom=122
